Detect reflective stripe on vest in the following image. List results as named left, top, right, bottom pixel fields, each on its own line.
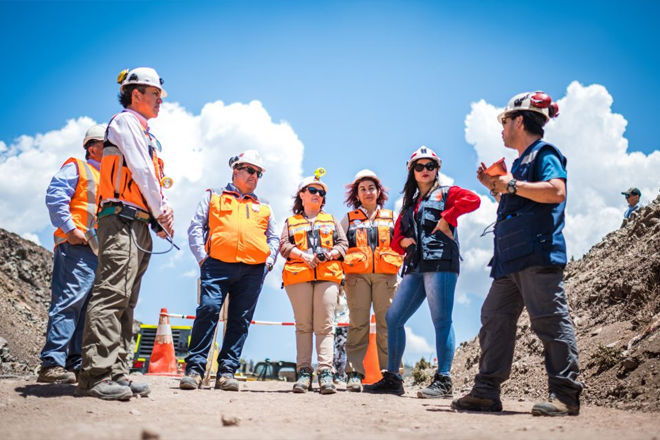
left=97, top=115, right=162, bottom=214
left=282, top=212, right=343, bottom=286
left=343, top=208, right=402, bottom=274
left=206, top=189, right=272, bottom=264
left=53, top=158, right=100, bottom=247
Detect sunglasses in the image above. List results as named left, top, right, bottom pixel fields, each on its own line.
left=237, top=166, right=263, bottom=178
left=413, top=162, right=438, bottom=172
left=305, top=186, right=327, bottom=197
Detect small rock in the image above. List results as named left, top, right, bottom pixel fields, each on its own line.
left=591, top=327, right=603, bottom=336
left=130, top=409, right=142, bottom=416
left=221, top=415, right=240, bottom=427
left=141, top=428, right=160, bottom=440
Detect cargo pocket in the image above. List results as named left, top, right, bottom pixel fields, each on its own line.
left=282, top=261, right=314, bottom=286
left=374, top=248, right=403, bottom=274
left=496, top=213, right=534, bottom=263
left=343, top=248, right=370, bottom=274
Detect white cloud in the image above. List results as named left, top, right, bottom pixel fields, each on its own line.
left=457, top=81, right=660, bottom=302
left=404, top=326, right=434, bottom=355
left=0, top=101, right=305, bottom=271
left=21, top=232, right=41, bottom=246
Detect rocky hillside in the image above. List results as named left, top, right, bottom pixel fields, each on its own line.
left=0, top=229, right=52, bottom=374
left=452, top=196, right=660, bottom=412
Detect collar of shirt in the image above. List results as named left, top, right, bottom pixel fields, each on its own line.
left=123, top=109, right=149, bottom=130
left=358, top=205, right=381, bottom=222
left=87, top=159, right=101, bottom=171
left=224, top=182, right=259, bottom=202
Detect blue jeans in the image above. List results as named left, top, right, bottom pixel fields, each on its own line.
left=185, top=258, right=267, bottom=376
left=386, top=271, right=458, bottom=375
left=40, top=242, right=98, bottom=370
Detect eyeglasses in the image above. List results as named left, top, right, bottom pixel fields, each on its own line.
left=413, top=162, right=438, bottom=172
left=237, top=166, right=263, bottom=178
left=305, top=187, right=327, bottom=197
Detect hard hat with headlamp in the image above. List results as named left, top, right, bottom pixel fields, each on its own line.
left=497, top=91, right=559, bottom=124
left=406, top=146, right=442, bottom=171
left=83, top=124, right=107, bottom=147
left=298, top=168, right=328, bottom=192
left=117, top=67, right=167, bottom=98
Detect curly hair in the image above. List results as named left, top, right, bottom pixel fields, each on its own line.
left=344, top=177, right=388, bottom=210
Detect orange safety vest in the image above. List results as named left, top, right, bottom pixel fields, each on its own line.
left=342, top=208, right=403, bottom=275
left=282, top=212, right=343, bottom=286
left=53, top=158, right=100, bottom=248
left=206, top=189, right=272, bottom=264
left=97, top=113, right=163, bottom=214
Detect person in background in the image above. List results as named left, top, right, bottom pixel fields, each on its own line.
left=622, top=187, right=642, bottom=219
left=39, top=124, right=104, bottom=384
left=279, top=169, right=348, bottom=395
left=364, top=146, right=480, bottom=398
left=340, top=169, right=402, bottom=392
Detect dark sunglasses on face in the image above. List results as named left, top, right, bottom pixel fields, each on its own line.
left=306, top=186, right=326, bottom=197
left=237, top=166, right=263, bottom=178
left=413, top=162, right=438, bottom=172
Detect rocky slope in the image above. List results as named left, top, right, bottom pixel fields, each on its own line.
left=451, top=196, right=660, bottom=412
left=0, top=229, right=52, bottom=374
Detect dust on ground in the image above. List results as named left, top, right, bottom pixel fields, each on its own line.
left=1, top=375, right=659, bottom=440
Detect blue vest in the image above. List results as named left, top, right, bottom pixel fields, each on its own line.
left=491, top=140, right=567, bottom=279
left=400, top=186, right=460, bottom=273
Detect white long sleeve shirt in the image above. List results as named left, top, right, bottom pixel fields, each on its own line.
left=104, top=109, right=169, bottom=218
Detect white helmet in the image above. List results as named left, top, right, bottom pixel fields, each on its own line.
left=406, top=146, right=442, bottom=170
left=83, top=124, right=107, bottom=147
left=351, top=169, right=381, bottom=185
left=228, top=149, right=266, bottom=173
left=117, top=67, right=167, bottom=98
left=298, top=168, right=328, bottom=192
left=497, top=91, right=559, bottom=124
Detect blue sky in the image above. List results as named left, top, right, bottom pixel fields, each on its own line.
left=2, top=1, right=659, bottom=366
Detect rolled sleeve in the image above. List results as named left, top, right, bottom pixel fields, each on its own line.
left=45, top=162, right=78, bottom=233
left=187, top=191, right=211, bottom=264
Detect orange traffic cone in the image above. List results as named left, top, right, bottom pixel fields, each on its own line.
left=147, top=308, right=179, bottom=376
left=363, top=314, right=383, bottom=385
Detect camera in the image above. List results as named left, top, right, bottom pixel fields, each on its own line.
left=316, top=250, right=327, bottom=262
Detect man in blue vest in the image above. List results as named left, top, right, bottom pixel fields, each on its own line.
left=622, top=187, right=642, bottom=219
left=452, top=92, right=583, bottom=417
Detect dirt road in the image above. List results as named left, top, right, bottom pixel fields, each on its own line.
left=1, top=375, right=658, bottom=440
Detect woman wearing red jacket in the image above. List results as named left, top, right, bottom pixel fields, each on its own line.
left=364, top=146, right=481, bottom=398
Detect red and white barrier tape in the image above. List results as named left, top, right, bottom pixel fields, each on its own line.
left=164, top=313, right=349, bottom=327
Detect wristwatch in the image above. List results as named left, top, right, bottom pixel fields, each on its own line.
left=506, top=179, right=518, bottom=195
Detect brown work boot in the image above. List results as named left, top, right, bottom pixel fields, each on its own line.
left=215, top=373, right=239, bottom=391
left=451, top=392, right=503, bottom=412
left=179, top=372, right=203, bottom=390
left=532, top=393, right=579, bottom=417
left=37, top=366, right=76, bottom=384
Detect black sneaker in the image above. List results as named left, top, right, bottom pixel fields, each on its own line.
left=318, top=369, right=337, bottom=395
left=363, top=371, right=404, bottom=396
left=417, top=372, right=452, bottom=399
left=451, top=393, right=503, bottom=412
left=293, top=368, right=313, bottom=393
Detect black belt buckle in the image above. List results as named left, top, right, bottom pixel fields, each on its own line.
left=118, top=205, right=138, bottom=222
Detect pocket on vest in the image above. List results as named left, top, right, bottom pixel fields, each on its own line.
left=343, top=247, right=370, bottom=274
left=374, top=248, right=403, bottom=274
left=496, top=213, right=534, bottom=262
left=282, top=261, right=314, bottom=286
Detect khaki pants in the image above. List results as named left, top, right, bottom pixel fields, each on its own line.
left=285, top=281, right=339, bottom=372
left=78, top=215, right=152, bottom=389
left=344, top=273, right=397, bottom=376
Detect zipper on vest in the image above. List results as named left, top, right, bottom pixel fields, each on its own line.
left=246, top=203, right=250, bottom=219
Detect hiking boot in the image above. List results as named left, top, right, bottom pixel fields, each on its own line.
left=318, top=369, right=337, bottom=395
left=333, top=373, right=346, bottom=385
left=532, top=393, right=579, bottom=417
left=116, top=379, right=151, bottom=397
left=74, top=380, right=132, bottom=401
left=346, top=372, right=363, bottom=392
left=451, top=393, right=503, bottom=412
left=292, top=368, right=313, bottom=394
left=215, top=373, right=239, bottom=392
left=179, top=372, right=203, bottom=390
left=37, top=366, right=76, bottom=384
left=363, top=371, right=405, bottom=396
left=417, top=372, right=453, bottom=399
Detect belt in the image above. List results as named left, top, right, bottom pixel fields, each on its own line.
left=98, top=204, right=151, bottom=223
